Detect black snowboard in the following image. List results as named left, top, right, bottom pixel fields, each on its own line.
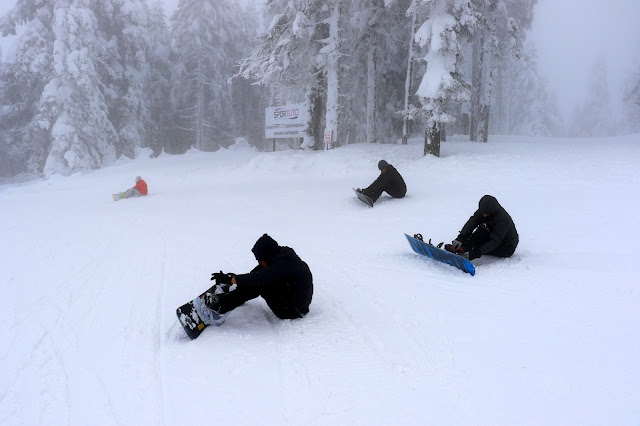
left=176, top=299, right=207, bottom=340
left=353, top=188, right=374, bottom=207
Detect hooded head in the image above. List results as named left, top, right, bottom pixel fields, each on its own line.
left=251, top=234, right=279, bottom=263
left=378, top=160, right=389, bottom=171
left=135, top=176, right=142, bottom=183
left=478, top=195, right=500, bottom=216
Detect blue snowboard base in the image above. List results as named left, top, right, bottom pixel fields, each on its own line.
left=405, top=233, right=475, bottom=276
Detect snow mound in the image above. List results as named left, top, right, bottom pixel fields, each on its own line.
left=228, top=137, right=257, bottom=151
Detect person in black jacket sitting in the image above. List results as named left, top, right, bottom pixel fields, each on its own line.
left=357, top=160, right=407, bottom=203
left=201, top=234, right=313, bottom=324
left=446, top=195, right=519, bottom=261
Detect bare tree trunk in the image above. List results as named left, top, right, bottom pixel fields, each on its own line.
left=324, top=0, right=343, bottom=148
left=461, top=113, right=470, bottom=135
left=309, top=85, right=324, bottom=150
left=424, top=123, right=440, bottom=157
left=366, top=31, right=377, bottom=143
left=478, top=104, right=490, bottom=142
left=477, top=36, right=493, bottom=143
left=402, top=13, right=418, bottom=145
left=507, top=58, right=514, bottom=134
left=495, top=58, right=504, bottom=134
left=470, top=34, right=484, bottom=142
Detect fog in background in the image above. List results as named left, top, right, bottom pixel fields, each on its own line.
left=1, top=0, right=638, bottom=124
left=161, top=0, right=640, bottom=123
left=529, top=0, right=640, bottom=119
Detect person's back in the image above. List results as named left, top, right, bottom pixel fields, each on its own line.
left=242, top=245, right=313, bottom=317
left=134, top=177, right=148, bottom=195
left=384, top=165, right=406, bottom=198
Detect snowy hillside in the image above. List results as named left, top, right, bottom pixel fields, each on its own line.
left=1, top=135, right=639, bottom=424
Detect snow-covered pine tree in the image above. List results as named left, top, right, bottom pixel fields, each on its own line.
left=568, top=56, right=614, bottom=137
left=467, top=0, right=536, bottom=142
left=1, top=0, right=160, bottom=176
left=339, top=0, right=412, bottom=145
left=106, top=0, right=153, bottom=160
left=238, top=0, right=352, bottom=149
left=506, top=44, right=562, bottom=136
left=145, top=0, right=173, bottom=155
left=622, top=61, right=640, bottom=134
left=170, top=0, right=240, bottom=152
left=469, top=0, right=499, bottom=143
left=228, top=3, right=265, bottom=147
left=0, top=0, right=55, bottom=177
left=43, top=0, right=121, bottom=175
left=411, top=0, right=475, bottom=156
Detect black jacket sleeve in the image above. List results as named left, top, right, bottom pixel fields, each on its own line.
left=457, top=209, right=483, bottom=241
left=234, top=259, right=289, bottom=289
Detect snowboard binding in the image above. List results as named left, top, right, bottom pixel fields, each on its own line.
left=443, top=243, right=464, bottom=254
left=413, top=234, right=444, bottom=249
left=414, top=233, right=467, bottom=257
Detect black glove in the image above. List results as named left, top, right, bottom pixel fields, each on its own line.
left=211, top=270, right=234, bottom=284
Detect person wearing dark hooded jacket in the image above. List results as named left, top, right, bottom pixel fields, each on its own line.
left=447, top=195, right=519, bottom=261
left=203, top=234, right=313, bottom=322
left=357, top=160, right=406, bottom=203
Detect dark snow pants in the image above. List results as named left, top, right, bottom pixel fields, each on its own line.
left=463, top=225, right=517, bottom=258
left=216, top=282, right=307, bottom=319
left=363, top=182, right=406, bottom=202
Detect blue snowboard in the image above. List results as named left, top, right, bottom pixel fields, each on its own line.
left=405, top=233, right=475, bottom=276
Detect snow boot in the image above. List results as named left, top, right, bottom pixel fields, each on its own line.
left=444, top=243, right=464, bottom=254
left=193, top=295, right=226, bottom=326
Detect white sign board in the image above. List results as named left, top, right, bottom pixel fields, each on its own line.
left=265, top=103, right=308, bottom=139
left=323, top=130, right=332, bottom=148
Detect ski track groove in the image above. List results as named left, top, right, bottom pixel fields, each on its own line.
left=156, top=236, right=168, bottom=426
left=114, top=233, right=167, bottom=425
left=48, top=333, right=72, bottom=425
left=0, top=241, right=112, bottom=418
left=334, top=253, right=467, bottom=392
left=95, top=373, right=123, bottom=426
left=271, top=288, right=392, bottom=424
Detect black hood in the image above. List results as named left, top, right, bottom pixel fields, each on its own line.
left=252, top=234, right=280, bottom=262
left=478, top=195, right=500, bottom=215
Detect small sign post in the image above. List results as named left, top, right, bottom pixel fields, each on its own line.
left=323, top=129, right=332, bottom=150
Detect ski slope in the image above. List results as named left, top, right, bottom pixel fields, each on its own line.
left=1, top=135, right=639, bottom=425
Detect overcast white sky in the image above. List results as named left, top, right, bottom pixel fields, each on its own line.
left=1, top=0, right=639, bottom=122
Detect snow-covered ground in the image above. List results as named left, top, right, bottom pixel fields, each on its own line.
left=1, top=135, right=639, bottom=425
